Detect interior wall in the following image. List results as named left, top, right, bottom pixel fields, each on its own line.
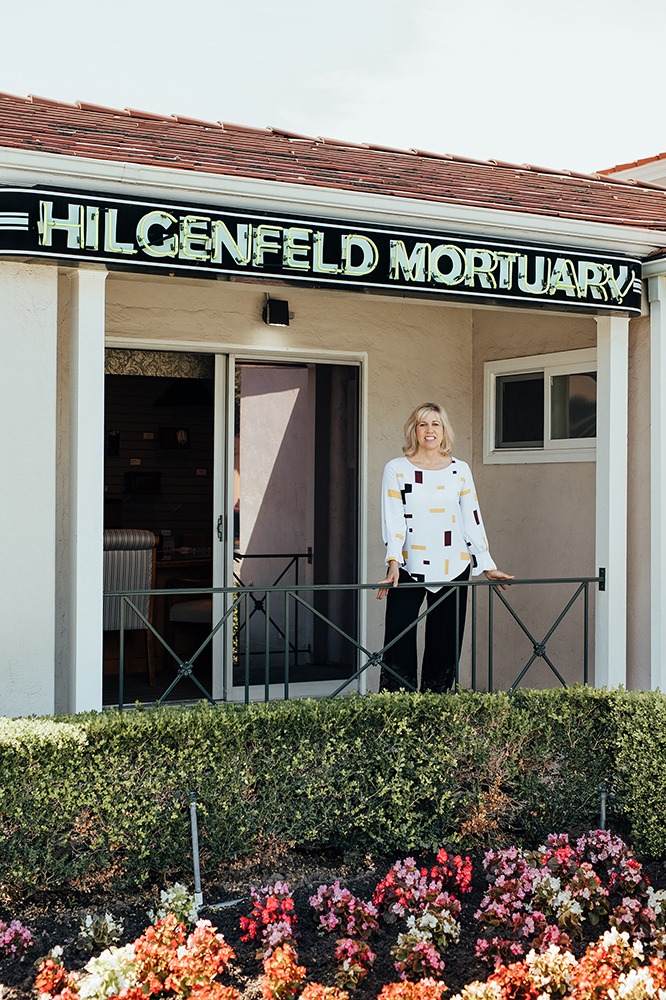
left=104, top=274, right=475, bottom=681
left=471, top=307, right=598, bottom=691
left=103, top=374, right=214, bottom=544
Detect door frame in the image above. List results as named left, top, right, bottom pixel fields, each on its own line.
left=104, top=335, right=369, bottom=701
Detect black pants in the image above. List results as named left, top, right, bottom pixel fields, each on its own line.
left=379, top=566, right=471, bottom=693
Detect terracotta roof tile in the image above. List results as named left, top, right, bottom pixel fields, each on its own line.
left=600, top=152, right=666, bottom=175
left=2, top=92, right=666, bottom=232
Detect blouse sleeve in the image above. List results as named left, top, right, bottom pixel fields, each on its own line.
left=381, top=461, right=407, bottom=565
left=458, top=464, right=497, bottom=576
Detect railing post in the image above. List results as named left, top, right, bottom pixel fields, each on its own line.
left=454, top=584, right=460, bottom=688
left=118, top=597, right=125, bottom=710
left=264, top=591, right=270, bottom=702
left=471, top=585, right=477, bottom=692
left=584, top=581, right=589, bottom=685
left=244, top=592, right=251, bottom=705
left=284, top=591, right=290, bottom=700
left=488, top=585, right=494, bottom=693
left=294, top=555, right=300, bottom=671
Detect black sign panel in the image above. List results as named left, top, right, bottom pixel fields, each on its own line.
left=0, top=187, right=642, bottom=314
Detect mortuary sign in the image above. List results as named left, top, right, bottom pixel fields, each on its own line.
left=0, top=187, right=642, bottom=313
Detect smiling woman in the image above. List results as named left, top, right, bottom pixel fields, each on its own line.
left=377, top=402, right=514, bottom=693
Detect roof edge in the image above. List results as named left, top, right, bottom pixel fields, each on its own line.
left=2, top=144, right=665, bottom=258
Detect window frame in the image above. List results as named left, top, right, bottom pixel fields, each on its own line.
left=483, top=348, right=597, bottom=464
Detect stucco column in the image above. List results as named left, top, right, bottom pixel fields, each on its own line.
left=595, top=314, right=629, bottom=688
left=648, top=274, right=666, bottom=690
left=0, top=262, right=58, bottom=716
left=68, top=267, right=107, bottom=713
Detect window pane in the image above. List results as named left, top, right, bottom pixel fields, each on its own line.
left=495, top=373, right=544, bottom=448
left=550, top=372, right=596, bottom=439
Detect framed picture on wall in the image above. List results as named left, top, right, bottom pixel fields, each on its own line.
left=159, top=427, right=190, bottom=449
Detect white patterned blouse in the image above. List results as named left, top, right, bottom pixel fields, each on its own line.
left=381, top=456, right=496, bottom=592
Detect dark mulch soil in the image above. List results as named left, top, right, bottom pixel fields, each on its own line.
left=3, top=849, right=666, bottom=1000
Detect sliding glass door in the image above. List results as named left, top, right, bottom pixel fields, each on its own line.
left=103, top=348, right=361, bottom=704
left=217, top=357, right=361, bottom=699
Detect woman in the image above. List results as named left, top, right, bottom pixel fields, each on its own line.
left=377, top=402, right=513, bottom=692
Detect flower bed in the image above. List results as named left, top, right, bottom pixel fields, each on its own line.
left=2, top=831, right=666, bottom=1000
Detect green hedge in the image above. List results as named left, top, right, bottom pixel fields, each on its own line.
left=0, top=688, right=665, bottom=900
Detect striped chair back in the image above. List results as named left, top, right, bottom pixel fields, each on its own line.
left=103, top=529, right=157, bottom=631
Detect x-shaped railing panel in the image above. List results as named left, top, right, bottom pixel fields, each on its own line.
left=489, top=582, right=589, bottom=690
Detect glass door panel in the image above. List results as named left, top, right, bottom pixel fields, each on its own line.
left=228, top=360, right=360, bottom=696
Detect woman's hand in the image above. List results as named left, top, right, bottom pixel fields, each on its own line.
left=377, top=561, right=400, bottom=600
left=484, top=568, right=515, bottom=591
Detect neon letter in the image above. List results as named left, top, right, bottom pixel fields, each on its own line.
left=179, top=215, right=211, bottom=261
left=253, top=225, right=282, bottom=267
left=342, top=235, right=379, bottom=276
left=39, top=201, right=85, bottom=249
left=464, top=249, right=498, bottom=289
left=430, top=244, right=466, bottom=285
left=283, top=228, right=312, bottom=270
left=390, top=240, right=429, bottom=282
left=136, top=211, right=178, bottom=258
left=313, top=231, right=340, bottom=274
left=211, top=221, right=251, bottom=265
left=104, top=209, right=136, bottom=255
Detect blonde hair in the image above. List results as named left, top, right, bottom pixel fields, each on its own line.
left=403, top=402, right=455, bottom=457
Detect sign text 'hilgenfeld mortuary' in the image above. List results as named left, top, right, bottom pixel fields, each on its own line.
left=0, top=188, right=642, bottom=313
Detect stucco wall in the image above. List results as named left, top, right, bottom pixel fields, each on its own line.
left=0, top=261, right=58, bottom=716
left=104, top=274, right=474, bottom=681
left=471, top=307, right=598, bottom=690
left=54, top=273, right=71, bottom=714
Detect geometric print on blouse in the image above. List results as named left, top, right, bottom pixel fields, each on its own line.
left=381, top=455, right=496, bottom=591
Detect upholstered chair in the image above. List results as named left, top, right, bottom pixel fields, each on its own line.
left=103, top=529, right=157, bottom=683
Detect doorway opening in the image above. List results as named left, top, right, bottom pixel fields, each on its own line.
left=102, top=349, right=361, bottom=705
left=103, top=350, right=215, bottom=705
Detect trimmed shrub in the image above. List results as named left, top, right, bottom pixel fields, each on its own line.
left=0, top=688, right=664, bottom=900
left=611, top=690, right=666, bottom=858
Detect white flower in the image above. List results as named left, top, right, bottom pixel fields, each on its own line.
left=609, top=966, right=657, bottom=1000
left=451, top=982, right=503, bottom=1000
left=148, top=882, right=199, bottom=927
left=77, top=944, right=137, bottom=1000
left=648, top=888, right=666, bottom=918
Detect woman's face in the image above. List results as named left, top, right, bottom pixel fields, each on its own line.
left=415, top=411, right=444, bottom=452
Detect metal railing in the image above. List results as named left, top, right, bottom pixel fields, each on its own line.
left=233, top=548, right=312, bottom=669
left=104, top=571, right=603, bottom=709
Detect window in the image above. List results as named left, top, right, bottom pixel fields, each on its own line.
left=484, top=349, right=596, bottom=464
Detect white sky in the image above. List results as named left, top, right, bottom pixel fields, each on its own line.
left=2, top=0, right=663, bottom=175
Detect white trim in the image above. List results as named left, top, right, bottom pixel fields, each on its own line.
left=483, top=349, right=597, bottom=465
left=105, top=335, right=367, bottom=366
left=1, top=146, right=665, bottom=256
left=357, top=352, right=369, bottom=693
left=602, top=163, right=666, bottom=185
left=69, top=267, right=107, bottom=712
left=594, top=314, right=629, bottom=688
left=642, top=258, right=666, bottom=278
left=212, top=354, right=229, bottom=701
left=648, top=276, right=666, bottom=690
